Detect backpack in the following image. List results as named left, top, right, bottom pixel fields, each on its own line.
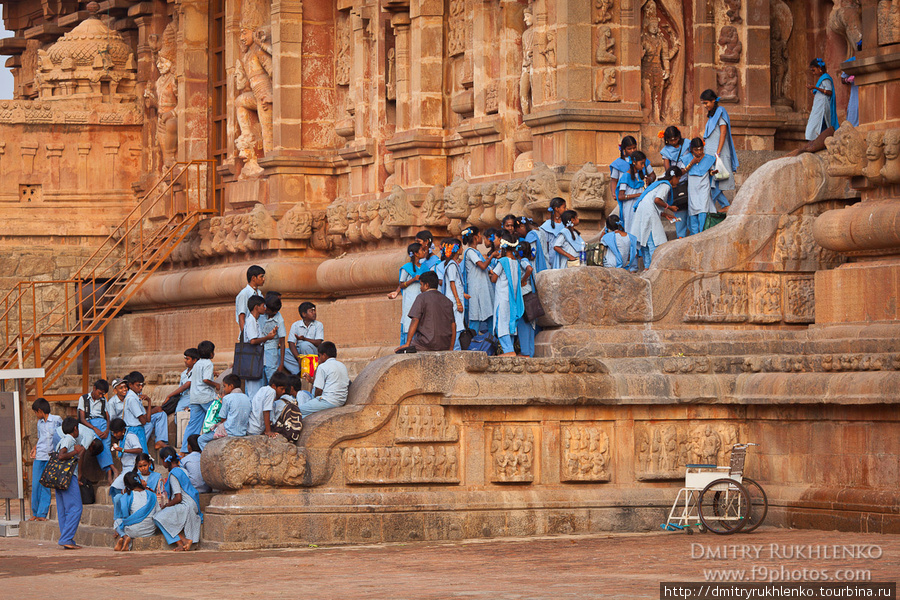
left=585, top=242, right=604, bottom=267
left=467, top=332, right=498, bottom=355
left=273, top=401, right=303, bottom=444
left=81, top=392, right=107, bottom=420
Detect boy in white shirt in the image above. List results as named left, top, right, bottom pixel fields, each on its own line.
left=182, top=340, right=220, bottom=452
left=164, top=347, right=199, bottom=413
left=29, top=398, right=62, bottom=521
left=243, top=296, right=276, bottom=400
left=248, top=371, right=290, bottom=438
left=123, top=371, right=168, bottom=452
left=284, top=302, right=325, bottom=374
left=108, top=418, right=143, bottom=499
left=259, top=293, right=287, bottom=383
left=235, top=264, right=265, bottom=334
left=296, top=342, right=350, bottom=418
left=198, top=374, right=252, bottom=449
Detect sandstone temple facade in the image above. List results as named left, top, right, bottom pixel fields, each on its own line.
left=2, top=0, right=900, bottom=547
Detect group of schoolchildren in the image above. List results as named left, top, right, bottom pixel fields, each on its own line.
left=27, top=264, right=350, bottom=551
left=388, top=88, right=739, bottom=352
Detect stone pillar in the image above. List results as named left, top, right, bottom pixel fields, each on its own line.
left=391, top=11, right=411, bottom=132
left=178, top=0, right=209, bottom=162
left=77, top=144, right=91, bottom=190
left=21, top=142, right=38, bottom=178
left=269, top=0, right=303, bottom=155
left=131, top=10, right=159, bottom=179
left=104, top=143, right=121, bottom=189
left=45, top=143, right=64, bottom=189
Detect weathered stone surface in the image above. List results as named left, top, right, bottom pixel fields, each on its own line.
left=536, top=267, right=652, bottom=327
left=201, top=435, right=308, bottom=491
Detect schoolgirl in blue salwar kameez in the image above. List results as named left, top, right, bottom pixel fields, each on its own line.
left=616, top=151, right=652, bottom=233
left=113, top=471, right=159, bottom=551
left=153, top=448, right=202, bottom=551
left=660, top=126, right=692, bottom=239
left=537, top=198, right=566, bottom=271
left=387, top=242, right=430, bottom=345
left=490, top=235, right=525, bottom=357
left=461, top=226, right=495, bottom=334
left=517, top=241, right=537, bottom=357
left=805, top=58, right=839, bottom=141
left=700, top=89, right=739, bottom=212
left=439, top=239, right=466, bottom=350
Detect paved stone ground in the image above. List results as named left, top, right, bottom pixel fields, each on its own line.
left=0, top=528, right=897, bottom=599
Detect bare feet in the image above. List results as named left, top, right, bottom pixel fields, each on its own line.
left=114, top=536, right=125, bottom=552
left=121, top=536, right=132, bottom=551
left=154, top=441, right=167, bottom=451
left=499, top=352, right=516, bottom=357
left=61, top=544, right=82, bottom=550
left=34, top=517, right=48, bottom=522
left=173, top=545, right=185, bottom=552
left=181, top=539, right=193, bottom=552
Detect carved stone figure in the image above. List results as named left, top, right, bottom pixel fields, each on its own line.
left=596, top=26, right=616, bottom=64
left=490, top=426, right=535, bottom=483
left=448, top=0, right=466, bottom=57
left=386, top=48, right=396, bottom=101
left=467, top=184, right=485, bottom=228
left=595, top=0, right=614, bottom=23
left=247, top=203, right=279, bottom=240
left=724, top=0, right=743, bottom=23
left=480, top=183, right=498, bottom=226
left=828, top=0, right=863, bottom=60
left=717, top=66, right=739, bottom=103
left=335, top=16, right=351, bottom=86
left=444, top=177, right=471, bottom=220
left=641, top=0, right=680, bottom=123
left=718, top=25, right=742, bottom=63
left=523, top=163, right=563, bottom=215
left=423, top=185, right=450, bottom=226
left=200, top=435, right=307, bottom=490
left=570, top=162, right=609, bottom=211
left=770, top=0, right=793, bottom=107
left=598, top=68, right=620, bottom=101
left=345, top=204, right=362, bottom=244
left=825, top=122, right=867, bottom=177
left=326, top=197, right=349, bottom=235
left=520, top=6, right=535, bottom=115
left=485, top=81, right=499, bottom=114
left=561, top=424, right=611, bottom=481
left=880, top=129, right=900, bottom=183
left=865, top=131, right=886, bottom=181
left=359, top=201, right=378, bottom=242
left=310, top=211, right=331, bottom=251
left=146, top=21, right=177, bottom=169
left=235, top=1, right=274, bottom=179
left=540, top=29, right=557, bottom=101
left=378, top=198, right=401, bottom=239
left=279, top=203, right=313, bottom=240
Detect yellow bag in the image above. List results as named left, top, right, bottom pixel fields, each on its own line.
left=300, top=354, right=319, bottom=379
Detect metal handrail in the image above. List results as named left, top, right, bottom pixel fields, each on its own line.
left=0, top=160, right=216, bottom=394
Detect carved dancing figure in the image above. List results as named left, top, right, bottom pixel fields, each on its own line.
left=641, top=1, right=680, bottom=123
left=770, top=0, right=793, bottom=106
left=145, top=21, right=178, bottom=169
left=718, top=25, right=742, bottom=63
left=519, top=6, right=535, bottom=115
left=235, top=1, right=274, bottom=179
left=595, top=0, right=613, bottom=23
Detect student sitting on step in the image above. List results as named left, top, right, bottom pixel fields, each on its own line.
left=198, top=374, right=251, bottom=450
left=134, top=453, right=165, bottom=503
left=113, top=471, right=160, bottom=552
left=109, top=418, right=143, bottom=501
left=296, top=342, right=350, bottom=418
left=248, top=371, right=291, bottom=438
left=77, top=379, right=115, bottom=484
left=163, top=347, right=199, bottom=413
left=180, top=435, right=210, bottom=493
left=154, top=447, right=202, bottom=552
left=29, top=397, right=62, bottom=522
left=123, top=371, right=168, bottom=453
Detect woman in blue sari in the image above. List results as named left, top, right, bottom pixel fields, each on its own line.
left=113, top=471, right=159, bottom=551
left=805, top=58, right=838, bottom=141
left=700, top=89, right=739, bottom=212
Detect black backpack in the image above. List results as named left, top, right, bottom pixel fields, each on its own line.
left=273, top=401, right=303, bottom=444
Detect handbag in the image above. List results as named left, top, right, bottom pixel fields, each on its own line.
left=80, top=482, right=95, bottom=505
left=523, top=291, right=545, bottom=323
left=233, top=332, right=264, bottom=380
left=201, top=399, right=222, bottom=434
left=703, top=212, right=727, bottom=231
left=714, top=154, right=731, bottom=181
left=671, top=179, right=689, bottom=210
left=38, top=451, right=78, bottom=490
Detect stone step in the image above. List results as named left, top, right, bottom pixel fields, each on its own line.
left=49, top=503, right=113, bottom=528
left=19, top=519, right=174, bottom=551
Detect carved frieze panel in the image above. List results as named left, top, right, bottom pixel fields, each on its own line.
left=635, top=422, right=740, bottom=480
left=747, top=274, right=782, bottom=324
left=488, top=424, right=537, bottom=483
left=344, top=446, right=460, bottom=484
left=685, top=273, right=749, bottom=323
left=395, top=406, right=459, bottom=443
left=773, top=214, right=843, bottom=268
left=560, top=423, right=611, bottom=482
left=684, top=272, right=818, bottom=325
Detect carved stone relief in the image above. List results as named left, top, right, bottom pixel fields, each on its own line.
left=423, top=185, right=450, bottom=226
left=278, top=203, right=313, bottom=240
left=641, top=0, right=681, bottom=123
left=234, top=0, right=274, bottom=179
left=717, top=66, right=739, bottom=103
left=335, top=14, right=351, bottom=86
left=635, top=422, right=740, bottom=480
left=828, top=0, right=863, bottom=60
left=595, top=0, right=614, bottom=23
left=865, top=131, right=886, bottom=182
left=523, top=163, right=563, bottom=215
left=825, top=122, right=867, bottom=177
left=200, top=435, right=307, bottom=490
left=395, top=406, right=459, bottom=443
left=561, top=423, right=611, bottom=482
left=488, top=425, right=537, bottom=483
left=770, top=0, right=793, bottom=107
left=684, top=272, right=820, bottom=324
left=684, top=273, right=750, bottom=323
left=877, top=0, right=900, bottom=45
left=569, top=162, right=609, bottom=211
left=718, top=25, right=742, bottom=63
left=773, top=214, right=843, bottom=267
left=386, top=48, right=397, bottom=101
left=724, top=0, right=742, bottom=23
left=596, top=26, right=617, bottom=64
left=747, top=273, right=782, bottom=324
left=146, top=20, right=178, bottom=170
left=520, top=6, right=535, bottom=115
left=881, top=129, right=900, bottom=183
left=784, top=276, right=815, bottom=323
left=485, top=81, right=499, bottom=114
left=344, top=446, right=460, bottom=484
left=448, top=0, right=466, bottom=57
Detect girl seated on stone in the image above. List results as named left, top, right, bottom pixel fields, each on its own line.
left=153, top=447, right=202, bottom=552
left=551, top=210, right=585, bottom=269
left=113, top=471, right=160, bottom=551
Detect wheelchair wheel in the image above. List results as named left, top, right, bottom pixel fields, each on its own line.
left=698, top=478, right=749, bottom=535
left=740, top=477, right=768, bottom=533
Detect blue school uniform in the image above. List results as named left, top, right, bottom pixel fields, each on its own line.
left=184, top=357, right=215, bottom=452
left=259, top=311, right=286, bottom=384
left=440, top=259, right=466, bottom=350
left=31, top=414, right=61, bottom=519
left=114, top=488, right=158, bottom=538
left=600, top=230, right=639, bottom=271
left=517, top=258, right=537, bottom=357
left=492, top=257, right=525, bottom=355
left=704, top=106, right=739, bottom=208
left=398, top=259, right=429, bottom=344
left=78, top=392, right=113, bottom=471
left=54, top=435, right=83, bottom=547
left=661, top=141, right=692, bottom=238
left=687, top=153, right=718, bottom=235
left=464, top=247, right=495, bottom=334
left=524, top=229, right=547, bottom=272
left=806, top=72, right=838, bottom=140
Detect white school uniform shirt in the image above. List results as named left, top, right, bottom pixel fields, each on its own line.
left=119, top=432, right=141, bottom=471
left=628, top=185, right=670, bottom=247
left=243, top=311, right=262, bottom=342
left=235, top=284, right=263, bottom=325
left=519, top=258, right=535, bottom=295
left=603, top=232, right=634, bottom=269
left=123, top=389, right=145, bottom=427
left=35, top=414, right=62, bottom=461
left=441, top=260, right=466, bottom=332
left=313, top=357, right=351, bottom=407
left=180, top=452, right=210, bottom=493
left=551, top=231, right=585, bottom=269
left=107, top=394, right=125, bottom=422
left=288, top=319, right=325, bottom=348
left=190, top=358, right=216, bottom=405
left=177, top=368, right=192, bottom=406
left=259, top=312, right=286, bottom=353
left=248, top=386, right=276, bottom=435
left=54, top=423, right=97, bottom=449
left=688, top=170, right=716, bottom=216
left=77, top=393, right=106, bottom=419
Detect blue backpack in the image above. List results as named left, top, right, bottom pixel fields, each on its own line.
left=467, top=332, right=498, bottom=355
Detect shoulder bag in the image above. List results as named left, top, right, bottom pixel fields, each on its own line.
left=38, top=451, right=78, bottom=490
left=233, top=332, right=264, bottom=380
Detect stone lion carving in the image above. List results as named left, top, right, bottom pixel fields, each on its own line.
left=384, top=185, right=416, bottom=227
left=444, top=177, right=470, bottom=219
left=201, top=436, right=308, bottom=490
left=423, top=184, right=449, bottom=226
left=247, top=203, right=279, bottom=240
left=865, top=131, right=885, bottom=182
left=569, top=162, right=609, bottom=211
left=824, top=122, right=867, bottom=177
left=345, top=203, right=362, bottom=244
left=326, top=197, right=349, bottom=235
left=310, top=210, right=332, bottom=251
left=523, top=163, right=563, bottom=215
left=881, top=129, right=900, bottom=183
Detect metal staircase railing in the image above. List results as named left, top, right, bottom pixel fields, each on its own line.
left=0, top=160, right=217, bottom=401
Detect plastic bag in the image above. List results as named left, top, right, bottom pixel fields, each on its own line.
left=714, top=154, right=731, bottom=181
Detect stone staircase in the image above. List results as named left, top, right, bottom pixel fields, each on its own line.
left=20, top=484, right=214, bottom=550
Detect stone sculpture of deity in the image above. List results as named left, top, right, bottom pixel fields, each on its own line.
left=519, top=6, right=534, bottom=115
left=145, top=21, right=178, bottom=169
left=641, top=0, right=680, bottom=123
left=235, top=1, right=274, bottom=179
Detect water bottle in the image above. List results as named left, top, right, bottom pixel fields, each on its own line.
left=579, top=250, right=586, bottom=266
